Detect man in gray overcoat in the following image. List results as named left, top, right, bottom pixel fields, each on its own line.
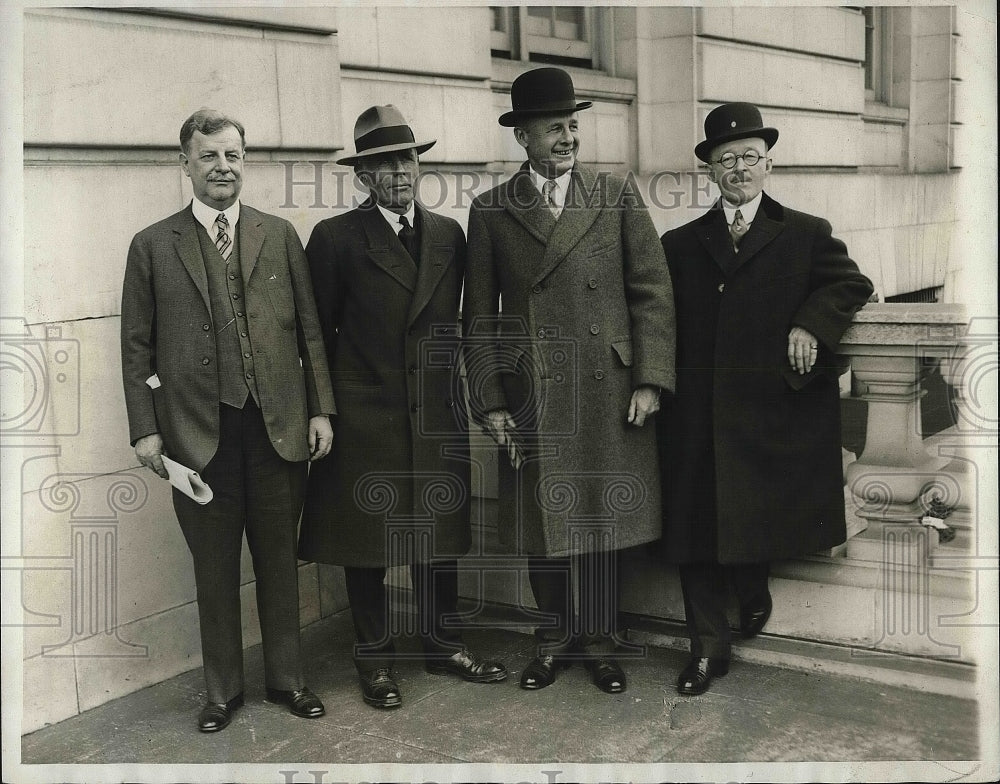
left=298, top=106, right=506, bottom=710
left=464, top=68, right=676, bottom=694
left=658, top=103, right=873, bottom=696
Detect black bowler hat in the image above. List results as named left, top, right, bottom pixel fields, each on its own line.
left=498, top=67, right=592, bottom=127
left=337, top=105, right=436, bottom=166
left=694, top=102, right=779, bottom=163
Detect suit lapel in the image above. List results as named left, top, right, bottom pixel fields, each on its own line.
left=729, top=192, right=784, bottom=272
left=173, top=207, right=211, bottom=314
left=359, top=199, right=418, bottom=292
left=499, top=165, right=556, bottom=247
left=535, top=166, right=602, bottom=285
left=695, top=205, right=739, bottom=276
left=406, top=203, right=455, bottom=327
left=238, top=206, right=265, bottom=288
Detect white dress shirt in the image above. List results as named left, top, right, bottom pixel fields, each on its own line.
left=375, top=201, right=415, bottom=235
left=721, top=192, right=762, bottom=226
left=528, top=166, right=572, bottom=211
left=191, top=197, right=240, bottom=238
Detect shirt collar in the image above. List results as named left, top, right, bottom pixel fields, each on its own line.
left=528, top=165, right=573, bottom=201
left=374, top=200, right=416, bottom=235
left=192, top=197, right=240, bottom=236
left=720, top=192, right=762, bottom=225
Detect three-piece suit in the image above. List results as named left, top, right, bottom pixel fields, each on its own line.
left=121, top=203, right=334, bottom=702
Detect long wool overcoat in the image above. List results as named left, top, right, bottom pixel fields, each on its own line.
left=463, top=164, right=676, bottom=557
left=658, top=193, right=873, bottom=564
left=298, top=199, right=471, bottom=567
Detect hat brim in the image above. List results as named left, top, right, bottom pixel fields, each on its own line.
left=337, top=139, right=436, bottom=166
left=695, top=128, right=778, bottom=163
left=498, top=101, right=593, bottom=127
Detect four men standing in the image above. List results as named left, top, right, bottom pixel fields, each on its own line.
left=122, top=74, right=871, bottom=727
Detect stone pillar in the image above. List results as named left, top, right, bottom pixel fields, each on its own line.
left=840, top=303, right=967, bottom=527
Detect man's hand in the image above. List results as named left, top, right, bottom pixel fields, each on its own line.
left=135, top=433, right=168, bottom=479
left=788, top=326, right=820, bottom=375
left=483, top=408, right=523, bottom=469
left=308, top=415, right=334, bottom=461
left=627, top=385, right=660, bottom=427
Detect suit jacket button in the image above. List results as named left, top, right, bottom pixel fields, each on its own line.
left=590, top=324, right=600, bottom=335
left=532, top=284, right=542, bottom=294
left=718, top=283, right=725, bottom=292
left=202, top=323, right=210, bottom=331
left=594, top=369, right=605, bottom=380
left=588, top=279, right=598, bottom=289
left=202, top=357, right=210, bottom=365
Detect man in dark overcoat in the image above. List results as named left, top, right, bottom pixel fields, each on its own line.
left=464, top=68, right=676, bottom=694
left=658, top=102, right=874, bottom=695
left=298, top=106, right=507, bottom=710
left=121, top=109, right=334, bottom=731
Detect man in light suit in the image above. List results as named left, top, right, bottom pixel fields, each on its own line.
left=298, top=105, right=506, bottom=710
left=658, top=103, right=873, bottom=695
left=121, top=108, right=335, bottom=731
left=463, top=68, right=676, bottom=694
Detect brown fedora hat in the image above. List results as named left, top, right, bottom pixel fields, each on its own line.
left=695, top=102, right=779, bottom=163
left=498, top=67, right=592, bottom=127
left=337, top=105, right=436, bottom=165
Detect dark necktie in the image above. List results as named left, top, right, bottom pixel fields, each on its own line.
left=729, top=209, right=749, bottom=250
left=399, top=214, right=419, bottom=266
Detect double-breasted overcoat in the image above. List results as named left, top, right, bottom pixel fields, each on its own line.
left=464, top=164, right=676, bottom=557
left=658, top=193, right=873, bottom=564
left=298, top=199, right=471, bottom=567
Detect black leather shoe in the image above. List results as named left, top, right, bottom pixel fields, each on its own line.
left=359, top=667, right=402, bottom=709
left=519, top=655, right=568, bottom=690
left=586, top=657, right=627, bottom=694
left=676, top=657, right=729, bottom=696
left=265, top=686, right=325, bottom=718
left=739, top=591, right=773, bottom=638
left=197, top=693, right=244, bottom=732
left=426, top=648, right=508, bottom=683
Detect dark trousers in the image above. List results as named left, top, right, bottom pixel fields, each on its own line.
left=528, top=550, right=622, bottom=657
left=344, top=560, right=463, bottom=673
left=679, top=561, right=770, bottom=660
left=172, top=400, right=307, bottom=702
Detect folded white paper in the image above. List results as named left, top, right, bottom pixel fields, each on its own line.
left=161, top=455, right=213, bottom=504
left=145, top=373, right=161, bottom=389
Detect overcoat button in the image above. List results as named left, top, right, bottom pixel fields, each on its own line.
left=588, top=279, right=598, bottom=289
left=532, top=284, right=542, bottom=294
left=244, top=352, right=251, bottom=358
left=718, top=283, right=725, bottom=292
left=408, top=366, right=417, bottom=375
left=589, top=324, right=600, bottom=335
left=201, top=357, right=210, bottom=365
left=445, top=398, right=454, bottom=408
left=202, top=323, right=210, bottom=331
left=228, top=273, right=236, bottom=280
left=537, top=329, right=546, bottom=339
left=594, top=370, right=605, bottom=380
left=411, top=404, right=420, bottom=413
left=554, top=373, right=564, bottom=383
left=236, top=311, right=244, bottom=318
left=246, top=371, right=254, bottom=379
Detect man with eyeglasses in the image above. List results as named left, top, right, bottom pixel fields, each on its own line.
left=657, top=103, right=873, bottom=695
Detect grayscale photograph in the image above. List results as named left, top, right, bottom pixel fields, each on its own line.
left=1, top=2, right=997, bottom=783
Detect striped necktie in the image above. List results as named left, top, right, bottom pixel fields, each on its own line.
left=729, top=209, right=749, bottom=250
left=542, top=179, right=562, bottom=219
left=215, top=212, right=233, bottom=261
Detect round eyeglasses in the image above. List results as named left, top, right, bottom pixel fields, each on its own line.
left=712, top=150, right=766, bottom=169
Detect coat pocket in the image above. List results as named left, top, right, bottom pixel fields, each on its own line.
left=611, top=337, right=633, bottom=367
left=263, top=273, right=296, bottom=331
